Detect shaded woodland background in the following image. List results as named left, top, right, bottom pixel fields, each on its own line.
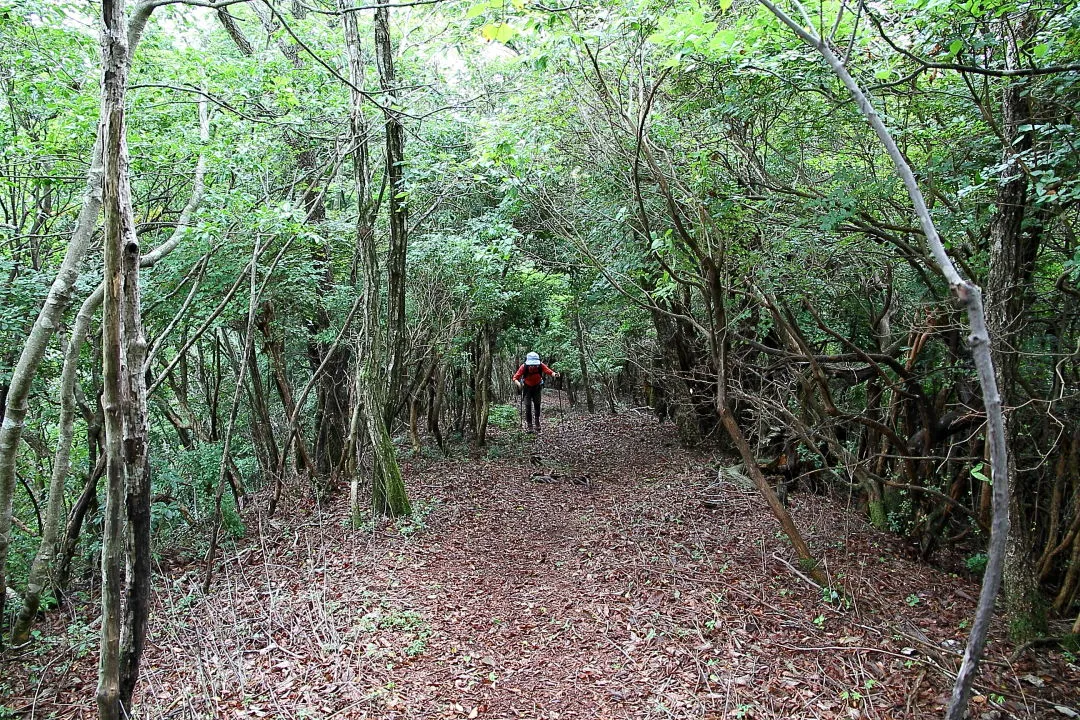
left=1, top=0, right=1079, bottom=714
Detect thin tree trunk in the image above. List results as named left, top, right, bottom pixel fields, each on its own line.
left=342, top=0, right=410, bottom=520
left=55, top=452, right=105, bottom=595
left=0, top=126, right=104, bottom=649
left=757, top=3, right=1012, bottom=717
left=11, top=101, right=206, bottom=643
left=575, top=311, right=595, bottom=413
left=216, top=8, right=254, bottom=56
left=427, top=362, right=446, bottom=454
left=10, top=329, right=83, bottom=643
left=470, top=326, right=494, bottom=453
left=986, top=14, right=1047, bottom=642
left=97, top=0, right=135, bottom=712
left=257, top=303, right=315, bottom=475
left=203, top=238, right=261, bottom=593
left=12, top=100, right=207, bottom=646
left=376, top=0, right=408, bottom=419
left=0, top=0, right=159, bottom=637
left=117, top=152, right=151, bottom=713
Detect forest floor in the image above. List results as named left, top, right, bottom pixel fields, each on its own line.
left=5, top=401, right=1080, bottom=719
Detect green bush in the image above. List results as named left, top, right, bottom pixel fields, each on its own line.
left=487, top=403, right=519, bottom=429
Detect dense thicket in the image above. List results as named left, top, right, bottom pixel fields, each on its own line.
left=1, top=0, right=1078, bottom=710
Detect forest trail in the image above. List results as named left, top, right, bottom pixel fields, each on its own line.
left=11, top=406, right=1078, bottom=719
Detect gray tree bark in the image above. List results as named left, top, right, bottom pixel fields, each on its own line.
left=97, top=0, right=136, bottom=713
left=986, top=14, right=1047, bottom=642
left=757, top=3, right=1012, bottom=718
left=341, top=0, right=411, bottom=520
left=0, top=0, right=158, bottom=646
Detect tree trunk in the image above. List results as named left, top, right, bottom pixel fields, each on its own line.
left=10, top=329, right=84, bottom=643
left=118, top=165, right=151, bottom=713
left=11, top=94, right=206, bottom=642
left=756, top=4, right=1013, bottom=717
left=0, top=0, right=161, bottom=639
left=427, top=362, right=446, bottom=454
left=0, top=112, right=103, bottom=649
left=55, top=452, right=104, bottom=596
left=97, top=0, right=134, bottom=712
left=341, top=0, right=410, bottom=521
left=257, top=302, right=315, bottom=475
left=215, top=8, right=254, bottom=56
left=470, top=326, right=495, bottom=454
left=575, top=311, right=595, bottom=413
left=203, top=239, right=261, bottom=594
left=651, top=308, right=700, bottom=445
left=376, top=0, right=408, bottom=420
left=986, top=14, right=1047, bottom=642
left=245, top=346, right=282, bottom=480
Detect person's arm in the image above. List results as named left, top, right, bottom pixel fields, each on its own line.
left=542, top=363, right=558, bottom=377
left=512, top=365, right=525, bottom=381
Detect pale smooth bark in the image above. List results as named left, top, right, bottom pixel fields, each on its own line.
left=0, top=121, right=103, bottom=644
left=0, top=0, right=159, bottom=644
left=758, top=2, right=1011, bottom=717
left=11, top=100, right=207, bottom=645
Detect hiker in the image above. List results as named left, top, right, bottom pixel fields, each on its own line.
left=512, top=352, right=558, bottom=433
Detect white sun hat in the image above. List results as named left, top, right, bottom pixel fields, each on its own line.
left=525, top=352, right=541, bottom=365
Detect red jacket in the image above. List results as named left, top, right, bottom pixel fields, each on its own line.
left=514, top=363, right=554, bottom=388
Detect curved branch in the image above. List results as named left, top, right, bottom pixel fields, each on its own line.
left=758, top=3, right=1011, bottom=717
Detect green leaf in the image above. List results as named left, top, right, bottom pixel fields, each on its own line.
left=496, top=22, right=515, bottom=43
left=481, top=22, right=516, bottom=43
left=874, top=69, right=892, bottom=80
left=719, top=0, right=733, bottom=10
left=466, top=1, right=490, bottom=18
left=949, top=39, right=963, bottom=55
left=1032, top=43, right=1048, bottom=58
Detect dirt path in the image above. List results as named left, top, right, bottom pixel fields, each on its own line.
left=7, top=409, right=1078, bottom=719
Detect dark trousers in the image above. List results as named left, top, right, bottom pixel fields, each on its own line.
left=523, top=384, right=543, bottom=427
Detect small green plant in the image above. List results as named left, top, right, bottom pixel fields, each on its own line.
left=395, top=499, right=439, bottom=537
left=732, top=704, right=754, bottom=719
left=840, top=688, right=863, bottom=703
left=965, top=553, right=988, bottom=574
left=905, top=594, right=921, bottom=607
left=813, top=614, right=825, bottom=628
left=487, top=403, right=519, bottom=430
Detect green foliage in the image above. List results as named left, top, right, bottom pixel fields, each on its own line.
left=395, top=499, right=439, bottom=538
left=487, top=403, right=519, bottom=430
left=965, top=553, right=989, bottom=575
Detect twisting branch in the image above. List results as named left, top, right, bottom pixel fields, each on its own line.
left=757, top=2, right=1011, bottom=718
left=865, top=7, right=1080, bottom=78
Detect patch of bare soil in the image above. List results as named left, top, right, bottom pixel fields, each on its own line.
left=5, top=407, right=1079, bottom=719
